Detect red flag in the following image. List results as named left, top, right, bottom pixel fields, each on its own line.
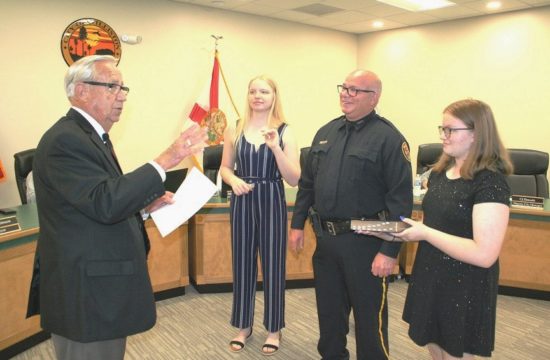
left=188, top=52, right=227, bottom=146
left=189, top=54, right=220, bottom=124
left=209, top=55, right=220, bottom=110
left=0, top=159, right=6, bottom=182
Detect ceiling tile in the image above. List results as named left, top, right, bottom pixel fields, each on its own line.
left=519, top=0, right=550, bottom=5
left=322, top=0, right=381, bottom=10
left=333, top=19, right=407, bottom=33
left=357, top=4, right=411, bottom=17
left=463, top=0, right=531, bottom=13
left=321, top=10, right=376, bottom=23
left=168, top=0, right=546, bottom=34
left=252, top=0, right=318, bottom=9
left=302, top=15, right=349, bottom=27
left=268, top=10, right=317, bottom=22
left=231, top=3, right=283, bottom=15
left=385, top=12, right=441, bottom=25
left=426, top=3, right=484, bottom=18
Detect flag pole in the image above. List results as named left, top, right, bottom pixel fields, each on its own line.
left=191, top=152, right=204, bottom=173
left=187, top=35, right=237, bottom=174
left=187, top=35, right=224, bottom=174
left=216, top=51, right=241, bottom=120
left=184, top=119, right=204, bottom=173
left=211, top=35, right=241, bottom=120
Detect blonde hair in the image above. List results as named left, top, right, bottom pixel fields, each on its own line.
left=432, top=99, right=513, bottom=179
left=234, top=75, right=286, bottom=141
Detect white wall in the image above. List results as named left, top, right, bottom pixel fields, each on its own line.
left=358, top=7, right=550, bottom=171
left=0, top=0, right=356, bottom=207
left=2, top=1, right=549, bottom=208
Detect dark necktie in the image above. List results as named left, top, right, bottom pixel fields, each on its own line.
left=102, top=133, right=151, bottom=257
left=324, top=123, right=353, bottom=212
left=102, top=133, right=122, bottom=173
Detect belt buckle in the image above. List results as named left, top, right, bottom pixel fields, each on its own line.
left=326, top=221, right=337, bottom=236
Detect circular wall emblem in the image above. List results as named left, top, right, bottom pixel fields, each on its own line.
left=60, top=18, right=121, bottom=66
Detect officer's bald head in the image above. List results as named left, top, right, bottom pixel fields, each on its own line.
left=340, top=70, right=382, bottom=121
left=348, top=70, right=382, bottom=94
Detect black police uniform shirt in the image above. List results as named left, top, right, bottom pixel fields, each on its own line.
left=291, top=110, right=413, bottom=258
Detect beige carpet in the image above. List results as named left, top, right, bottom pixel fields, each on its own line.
left=11, top=280, right=550, bottom=359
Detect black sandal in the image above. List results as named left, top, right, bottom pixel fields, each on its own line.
left=229, top=328, right=253, bottom=353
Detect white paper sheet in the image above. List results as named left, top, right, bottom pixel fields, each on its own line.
left=151, top=167, right=217, bottom=237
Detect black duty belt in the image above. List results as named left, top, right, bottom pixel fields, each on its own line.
left=321, top=220, right=352, bottom=236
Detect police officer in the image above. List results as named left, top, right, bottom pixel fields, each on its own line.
left=289, top=70, right=413, bottom=360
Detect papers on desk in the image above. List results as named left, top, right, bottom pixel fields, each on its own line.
left=151, top=167, right=218, bottom=237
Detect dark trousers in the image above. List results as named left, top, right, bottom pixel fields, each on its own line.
left=313, top=231, right=390, bottom=360
left=51, top=333, right=126, bottom=360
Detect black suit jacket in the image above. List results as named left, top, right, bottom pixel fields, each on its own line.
left=28, top=108, right=165, bottom=342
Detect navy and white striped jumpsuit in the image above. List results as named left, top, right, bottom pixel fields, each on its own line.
left=230, top=124, right=287, bottom=332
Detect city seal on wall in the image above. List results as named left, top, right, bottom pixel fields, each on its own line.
left=60, top=18, right=121, bottom=66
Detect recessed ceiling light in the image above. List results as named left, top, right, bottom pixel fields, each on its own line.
left=486, top=1, right=502, bottom=10
left=373, top=21, right=385, bottom=28
left=377, top=0, right=455, bottom=12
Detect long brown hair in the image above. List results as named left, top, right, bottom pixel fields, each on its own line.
left=432, top=99, right=513, bottom=179
left=234, top=75, right=286, bottom=141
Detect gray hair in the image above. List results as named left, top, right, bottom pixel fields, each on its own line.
left=64, top=55, right=118, bottom=98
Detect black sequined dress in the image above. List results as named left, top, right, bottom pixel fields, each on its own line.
left=402, top=169, right=510, bottom=357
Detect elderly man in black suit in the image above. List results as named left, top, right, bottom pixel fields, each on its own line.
left=28, top=55, right=206, bottom=359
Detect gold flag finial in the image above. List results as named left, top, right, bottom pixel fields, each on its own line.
left=211, top=35, right=223, bottom=50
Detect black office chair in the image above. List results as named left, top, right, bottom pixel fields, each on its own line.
left=506, top=148, right=549, bottom=198
left=203, top=144, right=231, bottom=197
left=416, top=143, right=443, bottom=175
left=164, top=168, right=188, bottom=193
left=13, top=148, right=36, bottom=204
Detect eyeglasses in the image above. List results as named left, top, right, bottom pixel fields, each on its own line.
left=83, top=81, right=130, bottom=95
left=337, top=84, right=375, bottom=97
left=438, top=126, right=473, bottom=138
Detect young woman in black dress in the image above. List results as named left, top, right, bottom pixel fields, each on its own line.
left=363, top=99, right=513, bottom=359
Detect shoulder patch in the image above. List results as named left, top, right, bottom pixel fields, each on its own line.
left=401, top=142, right=411, bottom=162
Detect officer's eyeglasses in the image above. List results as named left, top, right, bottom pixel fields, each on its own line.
left=83, top=81, right=130, bottom=95
left=337, top=84, right=375, bottom=97
left=438, top=126, right=473, bottom=138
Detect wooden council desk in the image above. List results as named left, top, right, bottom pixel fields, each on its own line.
left=188, top=188, right=401, bottom=292
left=400, top=197, right=550, bottom=296
left=188, top=188, right=317, bottom=292
left=4, top=193, right=548, bottom=355
left=0, top=203, right=188, bottom=354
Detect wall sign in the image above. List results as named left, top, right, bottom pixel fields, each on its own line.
left=60, top=18, right=121, bottom=66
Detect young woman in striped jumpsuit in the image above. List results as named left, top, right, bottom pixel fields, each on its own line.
left=220, top=75, right=300, bottom=355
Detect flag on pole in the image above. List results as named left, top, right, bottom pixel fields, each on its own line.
left=0, top=159, right=6, bottom=182
left=188, top=51, right=227, bottom=146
